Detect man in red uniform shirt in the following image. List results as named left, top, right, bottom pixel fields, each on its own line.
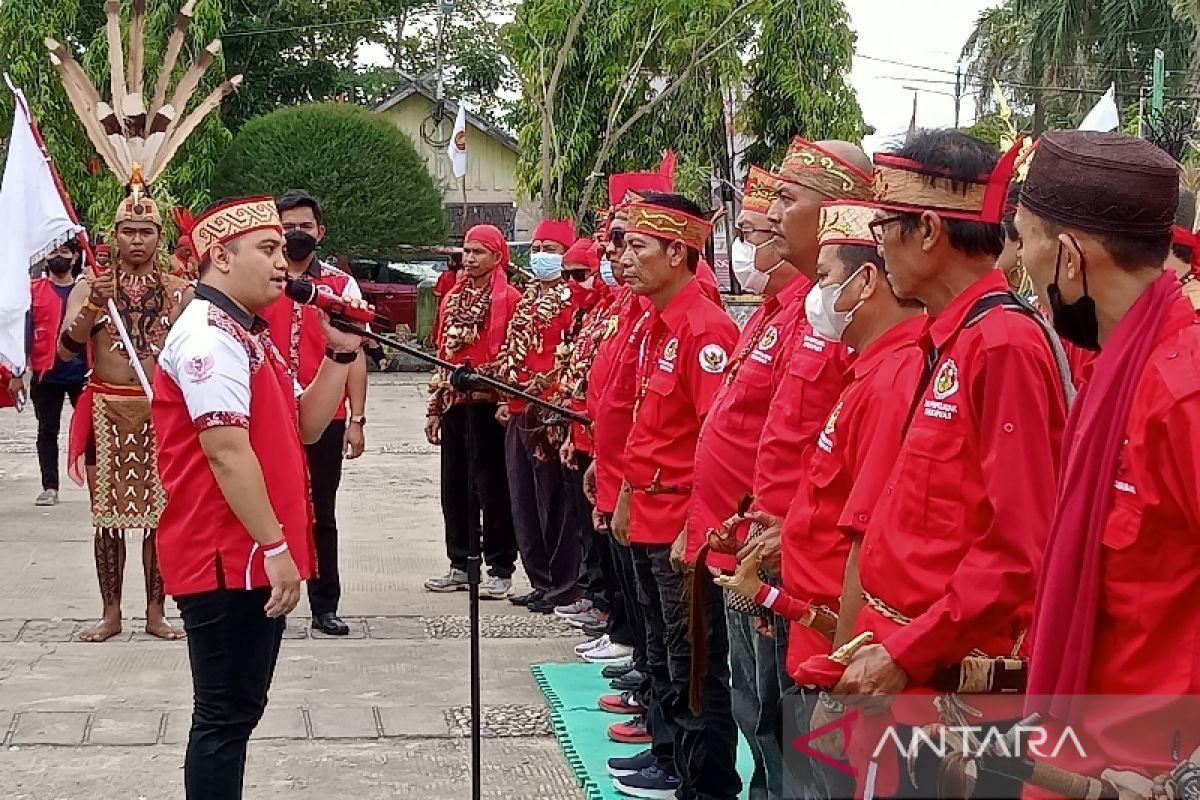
left=829, top=129, right=1069, bottom=798
left=152, top=196, right=364, bottom=799
left=259, top=190, right=366, bottom=636
left=493, top=217, right=583, bottom=611
left=717, top=202, right=924, bottom=797
left=609, top=193, right=740, bottom=800
left=425, top=225, right=521, bottom=599
left=684, top=165, right=809, bottom=800
left=1018, top=132, right=1200, bottom=789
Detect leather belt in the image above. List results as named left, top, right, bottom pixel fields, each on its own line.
left=802, top=603, right=840, bottom=641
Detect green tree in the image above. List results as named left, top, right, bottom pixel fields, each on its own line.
left=0, top=0, right=233, bottom=229
left=739, top=0, right=865, bottom=169
left=211, top=102, right=448, bottom=255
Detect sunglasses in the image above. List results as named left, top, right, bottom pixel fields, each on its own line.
left=608, top=229, right=626, bottom=246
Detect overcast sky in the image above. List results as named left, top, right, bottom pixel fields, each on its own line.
left=844, top=0, right=994, bottom=155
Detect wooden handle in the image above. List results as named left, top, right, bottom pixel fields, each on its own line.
left=1028, top=762, right=1117, bottom=800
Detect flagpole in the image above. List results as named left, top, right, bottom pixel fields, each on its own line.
left=7, top=78, right=153, bottom=399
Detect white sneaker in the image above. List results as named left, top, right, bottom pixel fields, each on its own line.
left=479, top=575, right=512, bottom=599
left=554, top=598, right=593, bottom=618
left=424, top=568, right=469, bottom=592
left=575, top=634, right=610, bottom=656
left=34, top=489, right=58, bottom=507
left=583, top=640, right=635, bottom=664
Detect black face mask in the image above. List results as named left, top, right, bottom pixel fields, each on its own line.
left=47, top=256, right=74, bottom=275
left=1047, top=237, right=1100, bottom=352
left=284, top=230, right=318, bottom=262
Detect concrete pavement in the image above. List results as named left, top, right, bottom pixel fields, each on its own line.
left=0, top=374, right=586, bottom=799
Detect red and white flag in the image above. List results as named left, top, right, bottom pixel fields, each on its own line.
left=447, top=103, right=468, bottom=179
left=0, top=80, right=80, bottom=372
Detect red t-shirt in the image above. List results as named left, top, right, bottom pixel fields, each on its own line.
left=780, top=315, right=925, bottom=678
left=751, top=312, right=853, bottom=518
left=686, top=276, right=809, bottom=568
left=623, top=279, right=739, bottom=546
left=855, top=270, right=1068, bottom=686
left=260, top=260, right=360, bottom=420
left=152, top=284, right=314, bottom=596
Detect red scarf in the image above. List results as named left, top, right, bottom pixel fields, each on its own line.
left=1027, top=272, right=1180, bottom=718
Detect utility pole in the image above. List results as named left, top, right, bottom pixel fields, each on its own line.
left=1152, top=48, right=1166, bottom=118
left=954, top=63, right=963, bottom=129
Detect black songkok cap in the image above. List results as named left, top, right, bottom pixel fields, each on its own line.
left=1020, top=131, right=1179, bottom=237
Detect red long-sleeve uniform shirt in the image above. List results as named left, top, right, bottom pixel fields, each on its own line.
left=686, top=277, right=810, bottom=569
left=624, top=279, right=738, bottom=545
left=777, top=315, right=925, bottom=678
left=853, top=270, right=1068, bottom=687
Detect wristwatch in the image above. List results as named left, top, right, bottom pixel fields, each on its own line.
left=325, top=347, right=357, bottom=364
left=349, top=415, right=366, bottom=426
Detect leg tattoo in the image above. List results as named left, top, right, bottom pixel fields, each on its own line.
left=79, top=529, right=125, bottom=642
left=143, top=531, right=165, bottom=607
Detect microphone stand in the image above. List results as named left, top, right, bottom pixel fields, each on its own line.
left=329, top=319, right=587, bottom=800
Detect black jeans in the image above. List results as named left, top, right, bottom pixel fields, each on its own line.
left=440, top=402, right=517, bottom=578
left=305, top=419, right=344, bottom=616
left=177, top=588, right=285, bottom=800
left=505, top=412, right=580, bottom=603
left=605, top=524, right=638, bottom=649
left=633, top=543, right=742, bottom=800
left=563, top=453, right=612, bottom=612
left=30, top=380, right=83, bottom=491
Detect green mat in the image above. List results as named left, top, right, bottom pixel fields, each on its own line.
left=531, top=661, right=755, bottom=800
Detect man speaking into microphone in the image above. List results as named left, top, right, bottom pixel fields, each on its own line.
left=152, top=195, right=364, bottom=799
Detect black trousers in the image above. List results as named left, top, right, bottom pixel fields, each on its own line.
left=604, top=520, right=638, bottom=649
left=29, top=379, right=83, bottom=492
left=177, top=588, right=285, bottom=800
left=563, top=453, right=612, bottom=612
left=440, top=402, right=517, bottom=578
left=633, top=543, right=742, bottom=800
left=305, top=419, right=344, bottom=616
left=505, top=412, right=580, bottom=604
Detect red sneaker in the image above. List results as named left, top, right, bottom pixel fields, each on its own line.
left=608, top=714, right=652, bottom=744
left=599, top=692, right=644, bottom=714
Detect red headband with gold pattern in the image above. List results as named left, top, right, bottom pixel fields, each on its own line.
left=818, top=201, right=877, bottom=248
left=742, top=166, right=777, bottom=214
left=776, top=137, right=873, bottom=200
left=191, top=196, right=283, bottom=263
left=872, top=137, right=1025, bottom=223
left=625, top=201, right=712, bottom=253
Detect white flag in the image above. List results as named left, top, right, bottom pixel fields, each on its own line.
left=1079, top=84, right=1120, bottom=132
left=447, top=104, right=468, bottom=178
left=0, top=81, right=81, bottom=372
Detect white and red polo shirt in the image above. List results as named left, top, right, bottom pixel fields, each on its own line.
left=152, top=283, right=314, bottom=597
left=260, top=258, right=361, bottom=420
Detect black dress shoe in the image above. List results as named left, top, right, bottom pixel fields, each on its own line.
left=581, top=619, right=608, bottom=636
left=509, top=589, right=545, bottom=607
left=601, top=662, right=634, bottom=679
left=610, top=669, right=645, bottom=691
left=311, top=613, right=350, bottom=636
left=527, top=598, right=557, bottom=614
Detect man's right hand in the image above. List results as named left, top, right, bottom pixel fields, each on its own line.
left=583, top=461, right=598, bottom=504
left=495, top=404, right=511, bottom=425
left=263, top=550, right=302, bottom=618
left=612, top=486, right=631, bottom=545
left=738, top=510, right=783, bottom=576
left=7, top=376, right=24, bottom=398
left=87, top=267, right=117, bottom=304
left=425, top=415, right=441, bottom=445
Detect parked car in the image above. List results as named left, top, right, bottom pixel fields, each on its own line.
left=341, top=255, right=447, bottom=332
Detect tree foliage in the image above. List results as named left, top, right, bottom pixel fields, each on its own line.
left=0, top=0, right=232, bottom=231
left=739, top=0, right=864, bottom=169
left=961, top=0, right=1196, bottom=132
left=505, top=0, right=864, bottom=222
left=211, top=102, right=448, bottom=255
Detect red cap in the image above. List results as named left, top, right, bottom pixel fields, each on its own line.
left=95, top=244, right=111, bottom=256
left=532, top=218, right=576, bottom=249
left=607, top=172, right=673, bottom=207
left=563, top=237, right=600, bottom=272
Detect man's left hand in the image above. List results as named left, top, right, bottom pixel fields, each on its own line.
left=669, top=529, right=688, bottom=572
left=319, top=304, right=366, bottom=352
left=7, top=376, right=23, bottom=398
left=344, top=420, right=365, bottom=459
left=833, top=644, right=909, bottom=713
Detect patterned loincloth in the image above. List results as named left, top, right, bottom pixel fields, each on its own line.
left=69, top=381, right=164, bottom=533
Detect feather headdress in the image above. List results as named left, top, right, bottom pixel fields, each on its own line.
left=45, top=0, right=242, bottom=226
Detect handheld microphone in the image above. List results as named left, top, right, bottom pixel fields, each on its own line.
left=285, top=277, right=378, bottom=325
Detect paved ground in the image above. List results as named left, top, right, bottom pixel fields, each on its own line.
left=0, top=374, right=586, bottom=799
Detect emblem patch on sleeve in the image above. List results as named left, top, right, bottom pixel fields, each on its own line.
left=699, top=343, right=729, bottom=374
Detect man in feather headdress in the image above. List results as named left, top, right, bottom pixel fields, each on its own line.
left=47, top=0, right=242, bottom=642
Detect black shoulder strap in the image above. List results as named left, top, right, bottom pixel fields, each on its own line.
left=901, top=291, right=1075, bottom=434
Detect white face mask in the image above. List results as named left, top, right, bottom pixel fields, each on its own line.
left=599, top=258, right=619, bottom=287
left=805, top=265, right=866, bottom=341
left=731, top=238, right=781, bottom=294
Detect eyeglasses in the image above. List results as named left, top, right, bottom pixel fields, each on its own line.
left=736, top=224, right=774, bottom=238
left=869, top=215, right=904, bottom=245
left=608, top=229, right=626, bottom=246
